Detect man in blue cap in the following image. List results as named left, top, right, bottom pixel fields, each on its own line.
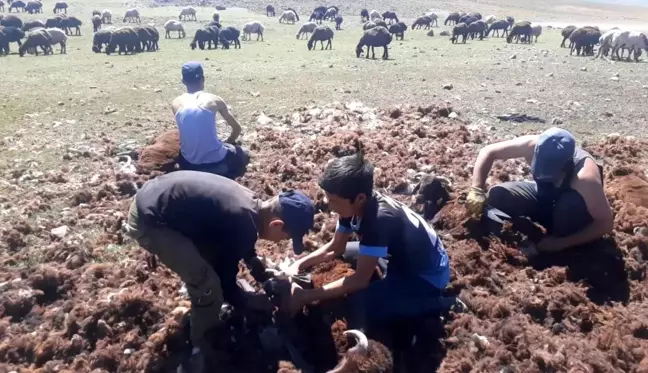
left=171, top=61, right=249, bottom=179
left=466, top=127, right=613, bottom=255
left=124, top=170, right=314, bottom=370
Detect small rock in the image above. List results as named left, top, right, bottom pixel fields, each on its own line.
left=443, top=83, right=453, bottom=90
left=602, top=112, right=613, bottom=117
left=439, top=31, right=449, bottom=36
left=124, top=348, right=133, bottom=355
left=154, top=88, right=162, bottom=93
left=526, top=99, right=538, bottom=104
left=515, top=82, right=522, bottom=86
left=57, top=101, right=64, bottom=106
left=250, top=91, right=261, bottom=97
left=448, top=112, right=458, bottom=119
left=426, top=30, right=434, bottom=37
left=552, top=118, right=563, bottom=125
left=547, top=72, right=554, bottom=77
left=614, top=73, right=620, bottom=77
left=580, top=66, right=587, bottom=71
left=610, top=76, right=619, bottom=81
left=329, top=64, right=334, bottom=68
left=51, top=225, right=70, bottom=238
left=509, top=54, right=517, bottom=60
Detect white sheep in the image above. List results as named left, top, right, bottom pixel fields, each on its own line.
left=324, top=7, right=337, bottom=20
left=597, top=29, right=622, bottom=58
left=123, top=9, right=140, bottom=23
left=531, top=24, right=542, bottom=42
left=611, top=30, right=648, bottom=61
left=46, top=27, right=67, bottom=54
left=179, top=6, right=197, bottom=22
left=279, top=10, right=296, bottom=24
left=369, top=10, right=381, bottom=21
left=296, top=21, right=317, bottom=39
left=164, top=19, right=185, bottom=38
left=101, top=9, right=112, bottom=24
left=242, top=21, right=264, bottom=41
left=484, top=15, right=496, bottom=24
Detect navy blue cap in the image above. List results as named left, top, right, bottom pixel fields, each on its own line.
left=279, top=190, right=315, bottom=255
left=531, top=127, right=576, bottom=182
left=182, top=61, right=204, bottom=83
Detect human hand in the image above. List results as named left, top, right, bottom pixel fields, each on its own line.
left=284, top=261, right=302, bottom=277
left=536, top=236, right=565, bottom=253
left=466, top=187, right=487, bottom=218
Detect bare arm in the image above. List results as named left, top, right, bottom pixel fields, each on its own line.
left=295, top=231, right=351, bottom=271
left=471, top=135, right=538, bottom=189
left=211, top=97, right=242, bottom=144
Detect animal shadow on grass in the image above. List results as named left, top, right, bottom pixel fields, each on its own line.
left=530, top=236, right=630, bottom=305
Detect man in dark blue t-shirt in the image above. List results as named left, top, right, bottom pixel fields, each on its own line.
left=285, top=152, right=462, bottom=329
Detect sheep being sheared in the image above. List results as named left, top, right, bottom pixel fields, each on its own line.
left=326, top=330, right=393, bottom=373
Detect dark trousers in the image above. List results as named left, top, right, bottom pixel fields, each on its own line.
left=180, top=143, right=250, bottom=180
left=487, top=181, right=593, bottom=237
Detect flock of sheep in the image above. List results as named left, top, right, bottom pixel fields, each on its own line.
left=1, top=1, right=647, bottom=61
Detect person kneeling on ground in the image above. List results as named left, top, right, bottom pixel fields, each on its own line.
left=284, top=152, right=464, bottom=337
left=466, top=127, right=613, bottom=255
left=124, top=170, right=314, bottom=370
left=172, top=61, right=249, bottom=179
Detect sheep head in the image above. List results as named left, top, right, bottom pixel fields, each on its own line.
left=326, top=330, right=393, bottom=373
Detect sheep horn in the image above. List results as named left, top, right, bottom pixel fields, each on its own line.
left=343, top=329, right=368, bottom=353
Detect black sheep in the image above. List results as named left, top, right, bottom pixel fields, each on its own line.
left=307, top=25, right=333, bottom=50
left=219, top=26, right=240, bottom=49
left=388, top=22, right=407, bottom=40
left=444, top=12, right=460, bottom=25
left=507, top=21, right=532, bottom=44
left=92, top=28, right=112, bottom=52
left=451, top=23, right=469, bottom=44
left=334, top=15, right=343, bottom=30
left=487, top=20, right=509, bottom=38
left=25, top=0, right=42, bottom=14
left=309, top=11, right=324, bottom=24
left=381, top=11, right=398, bottom=24
left=60, top=16, right=82, bottom=36
left=45, top=16, right=63, bottom=28
left=1, top=26, right=25, bottom=52
left=22, top=19, right=45, bottom=31
left=561, top=25, right=577, bottom=48
left=412, top=16, right=433, bottom=30
left=9, top=0, right=25, bottom=12
left=266, top=4, right=275, bottom=17
left=356, top=26, right=392, bottom=60
left=468, top=20, right=486, bottom=40
left=360, top=8, right=369, bottom=22
left=190, top=26, right=219, bottom=50
left=1, top=15, right=23, bottom=29
left=106, top=26, right=140, bottom=55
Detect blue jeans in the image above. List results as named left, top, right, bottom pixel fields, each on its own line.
left=179, top=143, right=250, bottom=180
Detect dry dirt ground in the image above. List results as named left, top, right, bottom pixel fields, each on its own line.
left=2, top=0, right=648, bottom=372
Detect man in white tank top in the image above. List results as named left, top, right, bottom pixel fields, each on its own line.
left=171, top=61, right=250, bottom=179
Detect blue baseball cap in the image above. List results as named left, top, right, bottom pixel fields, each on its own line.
left=531, top=127, right=576, bottom=182
left=279, top=190, right=315, bottom=255
left=181, top=61, right=204, bottom=83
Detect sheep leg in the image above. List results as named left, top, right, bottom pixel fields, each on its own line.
left=383, top=45, right=388, bottom=59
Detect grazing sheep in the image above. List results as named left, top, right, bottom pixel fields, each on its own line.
left=610, top=30, right=648, bottom=61
left=179, top=6, right=197, bottom=22
left=59, top=16, right=81, bottom=36
left=45, top=26, right=66, bottom=53
left=382, top=11, right=398, bottom=24
left=190, top=26, right=219, bottom=50
left=132, top=25, right=156, bottom=51
left=468, top=20, right=487, bottom=40
left=296, top=21, right=316, bottom=39
left=356, top=25, right=392, bottom=59
left=487, top=20, right=509, bottom=37
left=531, top=24, right=542, bottom=42
left=388, top=21, right=407, bottom=40
left=45, top=16, right=63, bottom=28
left=424, top=12, right=438, bottom=27
left=507, top=21, right=532, bottom=44
left=369, top=9, right=381, bottom=21
left=212, top=11, right=220, bottom=23
left=335, top=15, right=343, bottom=30
left=285, top=8, right=299, bottom=21
left=281, top=10, right=297, bottom=24
left=92, top=27, right=113, bottom=52
left=308, top=11, right=323, bottom=24
left=101, top=9, right=112, bottom=24
left=444, top=12, right=460, bottom=25
left=106, top=26, right=140, bottom=55
left=597, top=29, right=620, bottom=58
left=123, top=9, right=140, bottom=23
left=324, top=6, right=338, bottom=21
left=92, top=14, right=102, bottom=32
left=1, top=15, right=23, bottom=28
left=22, top=19, right=45, bottom=31
left=144, top=25, right=159, bottom=50
left=451, top=22, right=469, bottom=43
left=569, top=26, right=600, bottom=56
left=9, top=0, right=25, bottom=12
left=0, top=26, right=24, bottom=52
left=19, top=28, right=51, bottom=56
left=560, top=25, right=576, bottom=47
left=266, top=4, right=275, bottom=17
left=327, top=330, right=393, bottom=373
left=164, top=19, right=185, bottom=38
left=506, top=16, right=515, bottom=29
left=484, top=15, right=496, bottom=24
left=25, top=0, right=42, bottom=14
left=458, top=15, right=477, bottom=25
left=218, top=26, right=240, bottom=49
left=412, top=16, right=433, bottom=30
left=53, top=1, right=66, bottom=14
left=307, top=24, right=333, bottom=50
left=360, top=8, right=369, bottom=22
left=313, top=5, right=327, bottom=15
left=468, top=12, right=482, bottom=20
left=242, top=20, right=264, bottom=41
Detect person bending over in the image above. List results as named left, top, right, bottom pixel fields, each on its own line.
left=172, top=61, right=249, bottom=179
left=466, top=127, right=613, bottom=255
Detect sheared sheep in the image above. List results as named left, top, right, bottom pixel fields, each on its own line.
left=1, top=14, right=23, bottom=28
left=307, top=24, right=333, bottom=50
left=123, top=9, right=140, bottom=23
left=101, top=9, right=112, bottom=24
left=164, top=20, right=185, bottom=38
left=530, top=24, right=542, bottom=42
left=334, top=15, right=343, bottom=30
left=296, top=21, right=316, bottom=39
left=326, top=330, right=393, bottom=373
left=424, top=12, right=438, bottom=27
left=484, top=15, right=496, bottom=24
left=308, top=11, right=323, bottom=24
left=22, top=20, right=45, bottom=31
left=369, top=9, right=381, bottom=21
left=381, top=11, right=398, bottom=24
left=507, top=21, right=532, bottom=44
left=106, top=26, right=140, bottom=55
left=487, top=20, right=509, bottom=37
left=468, top=20, right=487, bottom=40
left=451, top=22, right=469, bottom=43
left=324, top=6, right=338, bottom=21
left=190, top=26, right=219, bottom=50
left=285, top=8, right=299, bottom=21
left=9, top=0, right=25, bottom=12
left=356, top=25, right=392, bottom=59
left=444, top=12, right=460, bottom=25
left=179, top=6, right=196, bottom=22
left=92, top=27, right=113, bottom=52
left=45, top=26, right=66, bottom=53
left=412, top=16, right=433, bottom=30
left=53, top=1, right=66, bottom=14
left=561, top=25, right=576, bottom=48
left=219, top=26, right=240, bottom=49
left=597, top=29, right=620, bottom=58
left=59, top=15, right=81, bottom=36
left=266, top=5, right=275, bottom=17
left=25, top=0, right=42, bottom=14
left=281, top=10, right=297, bottom=24
left=92, top=14, right=102, bottom=32
left=388, top=21, right=407, bottom=40
left=19, top=28, right=51, bottom=56
left=610, top=30, right=648, bottom=61
left=242, top=20, right=264, bottom=41
left=569, top=26, right=600, bottom=56
left=360, top=8, right=369, bottom=22
left=212, top=11, right=220, bottom=23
